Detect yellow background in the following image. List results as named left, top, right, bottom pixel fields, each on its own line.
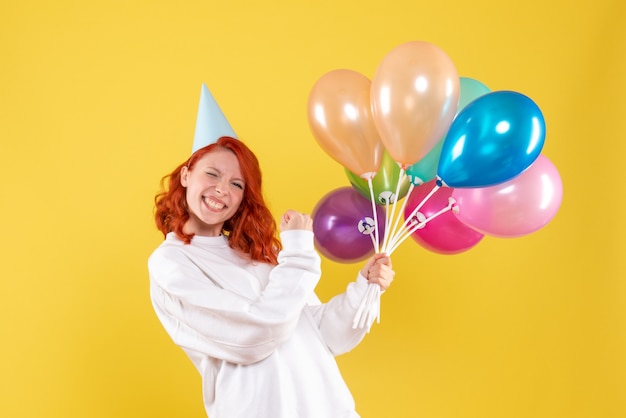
left=1, top=0, right=624, bottom=417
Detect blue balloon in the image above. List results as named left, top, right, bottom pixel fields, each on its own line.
left=437, top=90, right=546, bottom=188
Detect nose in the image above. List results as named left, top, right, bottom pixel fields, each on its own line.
left=215, top=179, right=228, bottom=195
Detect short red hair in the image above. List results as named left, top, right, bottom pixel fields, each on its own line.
left=154, top=136, right=281, bottom=264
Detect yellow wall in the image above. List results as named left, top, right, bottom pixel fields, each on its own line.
left=1, top=0, right=624, bottom=417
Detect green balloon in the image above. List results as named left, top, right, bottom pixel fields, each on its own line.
left=345, top=152, right=410, bottom=206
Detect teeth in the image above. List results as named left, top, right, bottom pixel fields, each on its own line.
left=204, top=198, right=224, bottom=210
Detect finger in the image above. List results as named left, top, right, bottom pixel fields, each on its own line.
left=375, top=255, right=392, bottom=266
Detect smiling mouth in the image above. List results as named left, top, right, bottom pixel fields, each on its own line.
left=203, top=197, right=225, bottom=210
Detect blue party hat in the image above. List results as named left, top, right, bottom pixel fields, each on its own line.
left=192, top=84, right=237, bottom=153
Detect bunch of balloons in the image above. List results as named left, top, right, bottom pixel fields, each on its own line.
left=307, top=40, right=563, bottom=263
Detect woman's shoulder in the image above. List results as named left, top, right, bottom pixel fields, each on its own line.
left=149, top=232, right=184, bottom=253
left=148, top=234, right=187, bottom=268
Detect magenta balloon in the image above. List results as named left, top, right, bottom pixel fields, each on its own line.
left=452, top=154, right=563, bottom=238
left=403, top=180, right=484, bottom=255
left=312, top=187, right=386, bottom=263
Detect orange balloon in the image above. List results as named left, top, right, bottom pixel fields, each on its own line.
left=371, top=41, right=460, bottom=168
left=307, top=69, right=384, bottom=179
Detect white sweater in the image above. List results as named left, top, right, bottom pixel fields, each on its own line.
left=148, top=230, right=375, bottom=418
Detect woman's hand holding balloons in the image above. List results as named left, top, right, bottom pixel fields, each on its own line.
left=302, top=39, right=564, bottom=337
left=360, top=253, right=394, bottom=291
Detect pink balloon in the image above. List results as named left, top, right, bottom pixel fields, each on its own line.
left=452, top=154, right=563, bottom=238
left=403, top=180, right=484, bottom=255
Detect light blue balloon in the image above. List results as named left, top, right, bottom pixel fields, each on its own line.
left=437, top=90, right=546, bottom=188
left=406, top=138, right=444, bottom=185
left=458, top=77, right=490, bottom=110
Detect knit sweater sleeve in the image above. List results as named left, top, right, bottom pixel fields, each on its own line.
left=148, top=230, right=321, bottom=365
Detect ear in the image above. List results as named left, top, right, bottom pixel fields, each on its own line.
left=180, top=166, right=189, bottom=187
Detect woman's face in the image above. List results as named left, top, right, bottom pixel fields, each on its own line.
left=181, top=149, right=245, bottom=237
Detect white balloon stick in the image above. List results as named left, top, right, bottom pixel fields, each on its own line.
left=381, top=166, right=407, bottom=252
left=367, top=178, right=380, bottom=253
left=387, top=198, right=457, bottom=255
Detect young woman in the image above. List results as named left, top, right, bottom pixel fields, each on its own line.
left=149, top=136, right=394, bottom=418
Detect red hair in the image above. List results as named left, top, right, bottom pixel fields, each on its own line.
left=154, top=136, right=281, bottom=264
